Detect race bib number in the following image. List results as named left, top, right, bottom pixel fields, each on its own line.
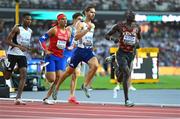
left=83, top=40, right=93, bottom=46
left=123, top=35, right=136, bottom=45
left=56, top=40, right=66, bottom=49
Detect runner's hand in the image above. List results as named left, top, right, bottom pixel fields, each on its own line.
left=18, top=45, right=28, bottom=52
left=44, top=50, right=52, bottom=55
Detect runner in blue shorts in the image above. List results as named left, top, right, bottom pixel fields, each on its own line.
left=39, top=14, right=70, bottom=104
left=55, top=5, right=99, bottom=98
left=53, top=12, right=83, bottom=104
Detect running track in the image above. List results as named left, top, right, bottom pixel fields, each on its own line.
left=0, top=100, right=180, bottom=118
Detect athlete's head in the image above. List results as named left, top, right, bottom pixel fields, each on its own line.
left=125, top=10, right=135, bottom=22
left=22, top=13, right=32, bottom=27
left=57, top=13, right=67, bottom=27
left=82, top=5, right=96, bottom=20
left=72, top=12, right=83, bottom=23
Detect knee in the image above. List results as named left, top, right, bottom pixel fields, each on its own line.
left=72, top=72, right=77, bottom=79
left=3, top=71, right=12, bottom=79
left=91, top=63, right=98, bottom=71
left=48, top=79, right=54, bottom=83
left=19, top=71, right=27, bottom=80
left=45, top=74, right=55, bottom=83
left=4, top=74, right=11, bottom=79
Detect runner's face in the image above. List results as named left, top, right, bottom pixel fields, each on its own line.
left=75, top=16, right=83, bottom=23
left=24, top=16, right=32, bottom=27
left=58, top=17, right=67, bottom=27
left=86, top=8, right=96, bottom=20
left=126, top=11, right=135, bottom=22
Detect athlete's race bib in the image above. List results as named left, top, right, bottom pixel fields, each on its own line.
left=123, top=35, right=136, bottom=45
left=83, top=40, right=93, bottom=46
left=56, top=40, right=66, bottom=49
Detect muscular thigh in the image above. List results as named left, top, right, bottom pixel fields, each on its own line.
left=87, top=56, right=99, bottom=68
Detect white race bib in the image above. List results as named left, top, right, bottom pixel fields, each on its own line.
left=83, top=40, right=93, bottom=46
left=56, top=40, right=66, bottom=49
left=123, top=35, right=136, bottom=45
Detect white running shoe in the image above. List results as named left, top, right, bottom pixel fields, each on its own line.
left=125, top=100, right=134, bottom=107
left=14, top=99, right=26, bottom=105
left=113, top=85, right=120, bottom=98
left=129, top=86, right=136, bottom=91
left=43, top=99, right=55, bottom=105
left=114, top=85, right=120, bottom=90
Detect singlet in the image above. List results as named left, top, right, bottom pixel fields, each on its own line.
left=77, top=22, right=94, bottom=49
left=7, top=25, right=32, bottom=56
left=48, top=26, right=69, bottom=58
left=117, top=22, right=140, bottom=52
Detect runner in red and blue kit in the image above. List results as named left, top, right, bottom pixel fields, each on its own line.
left=39, top=14, right=70, bottom=104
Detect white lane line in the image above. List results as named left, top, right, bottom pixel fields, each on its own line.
left=1, top=102, right=180, bottom=113
left=0, top=109, right=154, bottom=118
left=0, top=106, right=180, bottom=117
left=0, top=114, right=50, bottom=118
left=1, top=98, right=180, bottom=107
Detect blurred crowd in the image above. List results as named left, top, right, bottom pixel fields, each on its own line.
left=0, top=19, right=179, bottom=67
left=0, top=0, right=179, bottom=11
left=0, top=0, right=180, bottom=69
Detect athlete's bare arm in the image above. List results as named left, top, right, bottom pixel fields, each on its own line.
left=75, top=22, right=92, bottom=41
left=137, top=26, right=141, bottom=41
left=105, top=24, right=120, bottom=40
left=43, top=27, right=55, bottom=55
left=0, top=19, right=4, bottom=32
left=66, top=26, right=72, bottom=42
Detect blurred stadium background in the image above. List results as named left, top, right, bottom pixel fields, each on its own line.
left=0, top=0, right=180, bottom=91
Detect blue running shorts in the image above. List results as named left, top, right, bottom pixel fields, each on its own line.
left=69, top=47, right=95, bottom=68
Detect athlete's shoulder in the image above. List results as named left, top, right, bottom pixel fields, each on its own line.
left=132, top=22, right=140, bottom=26
left=11, top=24, right=20, bottom=33
left=45, top=26, right=56, bottom=37
left=132, top=22, right=141, bottom=31
left=66, top=25, right=73, bottom=32
left=117, top=21, right=126, bottom=27
left=13, top=24, right=20, bottom=29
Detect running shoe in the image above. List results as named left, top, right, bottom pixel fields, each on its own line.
left=129, top=85, right=136, bottom=91
left=52, top=84, right=57, bottom=100
left=105, top=54, right=115, bottom=63
left=68, top=96, right=79, bottom=104
left=43, top=98, right=54, bottom=105
left=81, top=84, right=90, bottom=98
left=113, top=85, right=120, bottom=98
left=88, top=87, right=93, bottom=91
left=105, top=56, right=112, bottom=63
left=125, top=100, right=134, bottom=107
left=14, top=99, right=26, bottom=105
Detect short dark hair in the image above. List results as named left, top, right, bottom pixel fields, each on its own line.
left=72, top=12, right=83, bottom=20
left=125, top=9, right=135, bottom=16
left=22, top=13, right=31, bottom=18
left=82, top=4, right=96, bottom=15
